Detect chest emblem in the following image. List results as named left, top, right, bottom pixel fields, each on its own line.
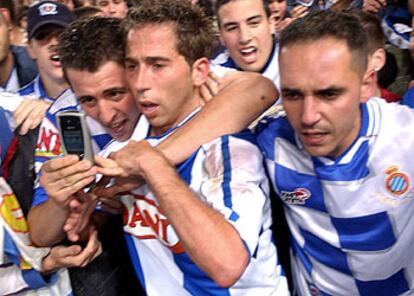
left=280, top=188, right=311, bottom=205
left=385, top=165, right=410, bottom=196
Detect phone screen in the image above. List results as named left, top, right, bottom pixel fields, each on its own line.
left=60, top=115, right=86, bottom=156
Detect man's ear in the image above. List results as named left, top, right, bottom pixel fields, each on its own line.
left=360, top=68, right=376, bottom=103
left=368, top=48, right=386, bottom=72
left=191, top=57, right=210, bottom=86
left=26, top=41, right=36, bottom=60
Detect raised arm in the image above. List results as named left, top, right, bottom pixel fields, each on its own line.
left=157, top=71, right=278, bottom=164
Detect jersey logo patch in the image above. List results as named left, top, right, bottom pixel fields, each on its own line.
left=385, top=165, right=409, bottom=196
left=122, top=193, right=184, bottom=254
left=36, top=126, right=62, bottom=156
left=280, top=188, right=311, bottom=205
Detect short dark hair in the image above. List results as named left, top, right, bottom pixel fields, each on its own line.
left=349, top=10, right=384, bottom=55
left=215, top=0, right=271, bottom=21
left=124, top=0, right=213, bottom=65
left=59, top=16, right=124, bottom=78
left=279, top=10, right=368, bottom=76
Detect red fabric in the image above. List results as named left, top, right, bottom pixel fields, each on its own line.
left=3, top=136, right=18, bottom=180
left=380, top=87, right=401, bottom=103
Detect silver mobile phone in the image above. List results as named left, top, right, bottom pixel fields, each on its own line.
left=56, top=110, right=94, bottom=163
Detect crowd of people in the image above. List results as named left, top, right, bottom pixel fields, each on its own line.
left=0, top=0, right=414, bottom=295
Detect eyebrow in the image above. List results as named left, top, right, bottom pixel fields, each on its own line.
left=125, top=56, right=171, bottom=64
left=103, top=87, right=126, bottom=96
left=222, top=15, right=262, bottom=28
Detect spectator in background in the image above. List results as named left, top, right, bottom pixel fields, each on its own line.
left=351, top=9, right=401, bottom=102
left=0, top=0, right=27, bottom=46
left=95, top=0, right=128, bottom=18
left=269, top=0, right=292, bottom=35
left=16, top=4, right=28, bottom=30
left=0, top=12, right=36, bottom=93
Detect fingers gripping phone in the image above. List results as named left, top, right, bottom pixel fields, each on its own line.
left=56, top=111, right=94, bottom=163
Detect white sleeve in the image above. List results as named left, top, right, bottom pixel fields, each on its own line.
left=198, top=134, right=271, bottom=254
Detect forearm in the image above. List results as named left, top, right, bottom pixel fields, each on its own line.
left=144, top=162, right=248, bottom=287
left=28, top=200, right=69, bottom=247
left=157, top=72, right=277, bottom=165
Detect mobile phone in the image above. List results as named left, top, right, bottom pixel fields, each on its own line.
left=56, top=110, right=94, bottom=163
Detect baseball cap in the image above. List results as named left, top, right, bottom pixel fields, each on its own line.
left=27, top=1, right=74, bottom=40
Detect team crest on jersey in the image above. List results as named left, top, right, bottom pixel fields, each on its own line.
left=122, top=193, right=184, bottom=254
left=280, top=188, right=311, bottom=205
left=384, top=166, right=410, bottom=196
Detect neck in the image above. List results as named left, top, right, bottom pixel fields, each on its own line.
left=40, top=73, right=69, bottom=99
left=150, top=96, right=201, bottom=137
left=0, top=51, right=14, bottom=87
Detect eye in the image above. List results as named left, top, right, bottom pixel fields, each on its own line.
left=125, top=62, right=137, bottom=72
left=79, top=96, right=96, bottom=107
left=282, top=91, right=302, bottom=101
left=107, top=90, right=125, bottom=100
left=224, top=25, right=237, bottom=32
left=248, top=21, right=260, bottom=27
left=153, top=63, right=165, bottom=70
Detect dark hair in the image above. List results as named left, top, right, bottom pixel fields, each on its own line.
left=280, top=10, right=368, bottom=76
left=124, top=0, right=213, bottom=65
left=215, top=0, right=271, bottom=20
left=59, top=16, right=124, bottom=78
left=348, top=10, right=384, bottom=55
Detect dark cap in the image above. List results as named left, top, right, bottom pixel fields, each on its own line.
left=27, top=1, right=74, bottom=40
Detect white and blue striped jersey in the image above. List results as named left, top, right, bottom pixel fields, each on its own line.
left=211, top=41, right=280, bottom=91
left=19, top=75, right=59, bottom=104
left=255, top=97, right=414, bottom=296
left=101, top=112, right=289, bottom=296
left=32, top=85, right=111, bottom=206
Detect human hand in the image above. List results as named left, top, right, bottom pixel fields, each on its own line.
left=289, top=5, right=309, bottom=19
left=200, top=71, right=222, bottom=105
left=362, top=0, right=386, bottom=13
left=14, top=98, right=51, bottom=135
left=41, top=227, right=102, bottom=273
left=40, top=155, right=97, bottom=209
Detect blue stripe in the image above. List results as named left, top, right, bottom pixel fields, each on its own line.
left=220, top=136, right=239, bottom=221
left=255, top=116, right=296, bottom=162
left=313, top=140, right=370, bottom=181
left=177, top=150, right=199, bottom=184
left=221, top=136, right=232, bottom=208
left=331, top=212, right=396, bottom=251
left=290, top=235, right=313, bottom=275
left=22, top=268, right=55, bottom=290
left=92, top=134, right=112, bottom=150
left=124, top=234, right=146, bottom=291
left=359, top=102, right=369, bottom=137
left=356, top=269, right=409, bottom=296
left=301, top=228, right=352, bottom=276
left=4, top=230, right=51, bottom=289
left=173, top=252, right=230, bottom=296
